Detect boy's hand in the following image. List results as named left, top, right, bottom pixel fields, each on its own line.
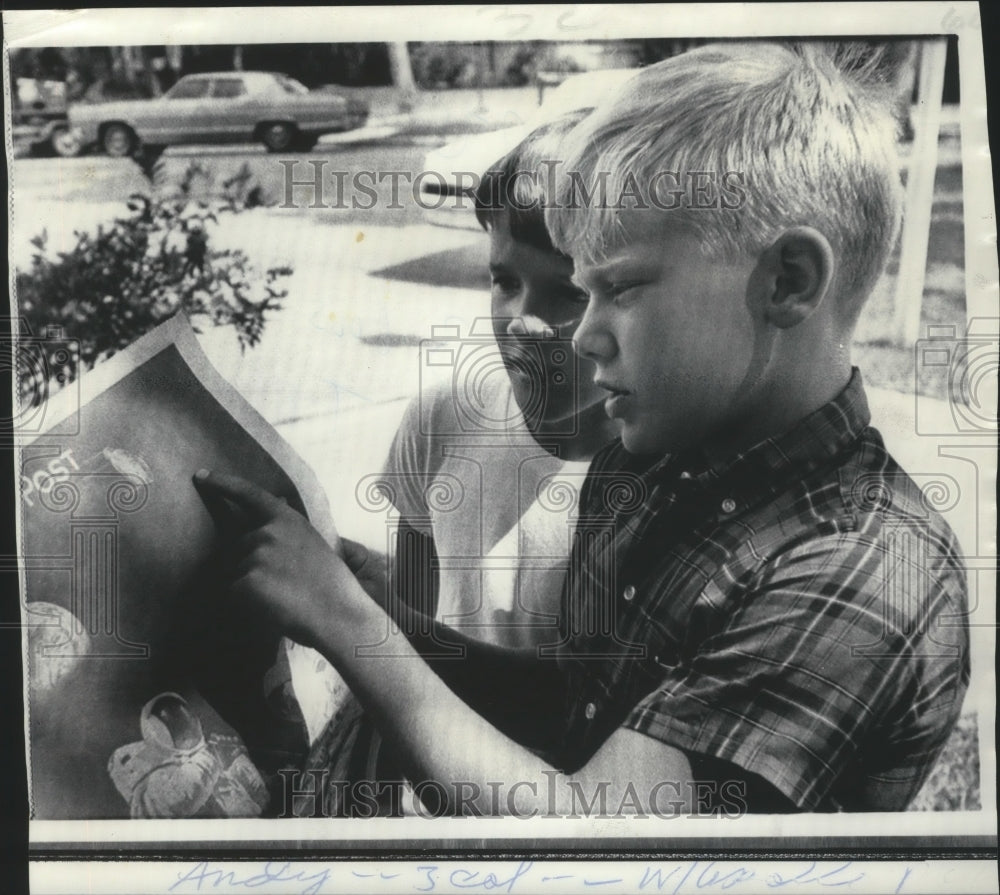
left=192, top=469, right=352, bottom=649
left=340, top=538, right=390, bottom=608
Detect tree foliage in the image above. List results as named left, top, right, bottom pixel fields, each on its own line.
left=16, top=164, right=290, bottom=404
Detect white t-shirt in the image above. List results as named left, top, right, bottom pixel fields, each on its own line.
left=288, top=372, right=591, bottom=743
left=383, top=374, right=590, bottom=649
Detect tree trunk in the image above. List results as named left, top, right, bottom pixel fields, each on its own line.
left=122, top=46, right=142, bottom=88
left=388, top=42, right=416, bottom=90
left=166, top=45, right=183, bottom=75
left=486, top=42, right=498, bottom=88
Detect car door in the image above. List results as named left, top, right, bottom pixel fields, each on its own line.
left=207, top=77, right=254, bottom=143
left=149, top=76, right=212, bottom=144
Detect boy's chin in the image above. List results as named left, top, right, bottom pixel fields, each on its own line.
left=619, top=423, right=669, bottom=457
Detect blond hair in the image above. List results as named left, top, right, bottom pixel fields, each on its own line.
left=545, top=42, right=905, bottom=323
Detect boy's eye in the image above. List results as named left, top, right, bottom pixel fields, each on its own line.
left=491, top=275, right=520, bottom=294
left=607, top=282, right=643, bottom=303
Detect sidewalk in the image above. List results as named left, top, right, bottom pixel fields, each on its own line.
left=191, top=209, right=490, bottom=547
left=339, top=84, right=543, bottom=136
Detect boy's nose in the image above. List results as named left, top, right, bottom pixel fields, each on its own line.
left=572, top=308, right=614, bottom=363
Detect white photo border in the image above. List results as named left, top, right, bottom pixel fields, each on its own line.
left=4, top=3, right=996, bottom=892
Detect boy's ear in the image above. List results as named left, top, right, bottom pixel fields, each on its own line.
left=755, top=227, right=835, bottom=328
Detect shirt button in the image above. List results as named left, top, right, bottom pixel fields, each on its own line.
left=623, top=584, right=636, bottom=602
left=679, top=471, right=692, bottom=480
left=584, top=702, right=597, bottom=720
left=721, top=498, right=737, bottom=514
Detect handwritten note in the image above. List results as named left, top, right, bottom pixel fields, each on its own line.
left=27, top=857, right=1000, bottom=895
left=56, top=858, right=971, bottom=895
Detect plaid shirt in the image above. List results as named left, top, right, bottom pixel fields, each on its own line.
left=548, top=371, right=969, bottom=811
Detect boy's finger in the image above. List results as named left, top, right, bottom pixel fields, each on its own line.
left=340, top=537, right=370, bottom=573
left=192, top=469, right=284, bottom=525
left=195, top=482, right=242, bottom=531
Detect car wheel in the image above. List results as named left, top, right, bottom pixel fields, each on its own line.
left=102, top=123, right=136, bottom=158
left=260, top=122, right=296, bottom=153
left=50, top=126, right=82, bottom=158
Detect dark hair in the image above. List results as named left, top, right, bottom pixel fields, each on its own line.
left=473, top=108, right=592, bottom=255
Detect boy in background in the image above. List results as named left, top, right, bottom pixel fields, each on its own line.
left=383, top=108, right=618, bottom=648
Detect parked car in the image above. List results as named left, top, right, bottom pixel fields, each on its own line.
left=68, top=71, right=369, bottom=156
left=420, top=68, right=639, bottom=228
left=12, top=77, right=81, bottom=158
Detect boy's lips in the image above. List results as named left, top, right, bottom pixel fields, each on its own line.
left=595, top=379, right=630, bottom=396
left=596, top=380, right=632, bottom=417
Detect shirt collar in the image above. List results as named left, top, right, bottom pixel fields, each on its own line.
left=643, top=369, right=872, bottom=508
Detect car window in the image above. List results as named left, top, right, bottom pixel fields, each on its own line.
left=211, top=79, right=246, bottom=99
left=166, top=78, right=210, bottom=100
left=275, top=74, right=309, bottom=95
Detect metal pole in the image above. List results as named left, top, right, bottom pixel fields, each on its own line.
left=893, top=37, right=948, bottom=346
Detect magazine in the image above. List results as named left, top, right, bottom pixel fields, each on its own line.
left=19, top=313, right=345, bottom=819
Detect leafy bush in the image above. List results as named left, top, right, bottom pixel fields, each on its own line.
left=16, top=163, right=290, bottom=404
left=909, top=712, right=981, bottom=811
left=409, top=43, right=480, bottom=89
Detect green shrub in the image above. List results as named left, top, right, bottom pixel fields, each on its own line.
left=16, top=163, right=289, bottom=404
